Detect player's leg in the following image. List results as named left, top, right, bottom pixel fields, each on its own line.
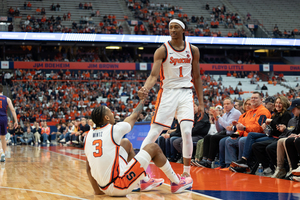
left=0, top=123, right=6, bottom=162
left=141, top=143, right=193, bottom=193
left=176, top=89, right=194, bottom=176
left=180, top=121, right=193, bottom=175
left=120, top=138, right=135, bottom=162
left=141, top=89, right=177, bottom=149
left=140, top=123, right=164, bottom=149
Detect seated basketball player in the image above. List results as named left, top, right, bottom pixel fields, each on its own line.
left=84, top=100, right=193, bottom=196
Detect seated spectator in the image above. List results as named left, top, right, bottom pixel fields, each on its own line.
left=9, top=7, right=14, bottom=15
left=91, top=9, right=95, bottom=17
left=32, top=121, right=41, bottom=144
left=7, top=122, right=15, bottom=145
left=206, top=3, right=209, bottom=10
left=50, top=3, right=55, bottom=11
left=14, top=125, right=24, bottom=145
left=230, top=92, right=272, bottom=172
left=8, top=23, right=13, bottom=32
left=41, top=7, right=45, bottom=15
left=41, top=121, right=50, bottom=144
left=261, top=84, right=268, bottom=90
left=84, top=2, right=88, bottom=9
left=79, top=2, right=83, bottom=9
left=20, top=127, right=34, bottom=145
left=246, top=12, right=251, bottom=20
left=227, top=71, right=232, bottom=77
left=88, top=2, right=93, bottom=10
left=223, top=98, right=252, bottom=168
left=72, top=21, right=77, bottom=29
left=67, top=12, right=71, bottom=21
left=56, top=3, right=61, bottom=11
left=263, top=96, right=275, bottom=114
left=156, top=117, right=181, bottom=162
left=36, top=7, right=41, bottom=15
left=197, top=98, right=241, bottom=168
left=255, top=84, right=261, bottom=90
left=96, top=10, right=100, bottom=17
left=24, top=1, right=27, bottom=10
left=252, top=96, right=291, bottom=176
left=15, top=7, right=20, bottom=16
left=27, top=2, right=32, bottom=10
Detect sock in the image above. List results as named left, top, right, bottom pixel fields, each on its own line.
left=160, top=160, right=179, bottom=184
left=183, top=166, right=191, bottom=174
left=143, top=173, right=150, bottom=182
left=202, top=157, right=207, bottom=161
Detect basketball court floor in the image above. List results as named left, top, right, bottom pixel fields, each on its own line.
left=1, top=145, right=300, bottom=200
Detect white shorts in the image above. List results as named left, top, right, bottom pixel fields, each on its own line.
left=151, top=88, right=194, bottom=127
left=103, top=149, right=151, bottom=196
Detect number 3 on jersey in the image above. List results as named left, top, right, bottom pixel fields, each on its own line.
left=93, top=139, right=103, bottom=157
left=179, top=66, right=183, bottom=77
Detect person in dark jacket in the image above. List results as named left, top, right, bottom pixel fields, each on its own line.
left=156, top=116, right=181, bottom=162
left=173, top=102, right=211, bottom=162
left=252, top=96, right=291, bottom=175
left=270, top=98, right=300, bottom=178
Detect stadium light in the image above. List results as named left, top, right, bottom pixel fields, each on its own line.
left=138, top=47, right=144, bottom=50
left=106, top=46, right=121, bottom=49
left=254, top=49, right=268, bottom=53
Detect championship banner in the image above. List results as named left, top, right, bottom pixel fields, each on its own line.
left=199, top=64, right=260, bottom=71
left=13, top=62, right=136, bottom=70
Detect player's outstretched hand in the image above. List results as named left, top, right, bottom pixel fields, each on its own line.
left=138, top=86, right=149, bottom=100
left=197, top=104, right=205, bottom=121
left=14, top=122, right=18, bottom=129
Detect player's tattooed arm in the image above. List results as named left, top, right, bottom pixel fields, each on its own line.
left=124, top=100, right=145, bottom=129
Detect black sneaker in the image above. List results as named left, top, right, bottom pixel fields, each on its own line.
left=196, top=160, right=211, bottom=168
left=229, top=166, right=250, bottom=173
left=231, top=158, right=248, bottom=168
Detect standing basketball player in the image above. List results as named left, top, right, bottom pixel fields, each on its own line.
left=85, top=101, right=193, bottom=196
left=0, top=84, right=18, bottom=162
left=138, top=19, right=204, bottom=179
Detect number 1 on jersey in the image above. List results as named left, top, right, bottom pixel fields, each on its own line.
left=93, top=139, right=103, bottom=157
left=179, top=66, right=183, bottom=77
left=0, top=101, right=2, bottom=109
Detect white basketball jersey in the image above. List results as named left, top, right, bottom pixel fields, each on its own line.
left=84, top=122, right=131, bottom=188
left=161, top=41, right=194, bottom=89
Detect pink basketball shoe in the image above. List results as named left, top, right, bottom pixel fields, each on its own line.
left=140, top=174, right=164, bottom=191
left=171, top=174, right=193, bottom=193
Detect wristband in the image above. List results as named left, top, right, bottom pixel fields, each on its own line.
left=244, top=126, right=246, bottom=131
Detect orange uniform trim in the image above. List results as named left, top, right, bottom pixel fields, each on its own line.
left=101, top=145, right=120, bottom=190
left=151, top=89, right=163, bottom=124
left=113, top=158, right=146, bottom=190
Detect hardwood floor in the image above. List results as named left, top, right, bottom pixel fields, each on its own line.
left=0, top=146, right=213, bottom=200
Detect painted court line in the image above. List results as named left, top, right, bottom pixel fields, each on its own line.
left=0, top=186, right=88, bottom=200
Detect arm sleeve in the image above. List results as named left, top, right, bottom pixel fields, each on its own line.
left=113, top=122, right=132, bottom=144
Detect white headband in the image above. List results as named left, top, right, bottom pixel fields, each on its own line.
left=169, top=19, right=185, bottom=29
